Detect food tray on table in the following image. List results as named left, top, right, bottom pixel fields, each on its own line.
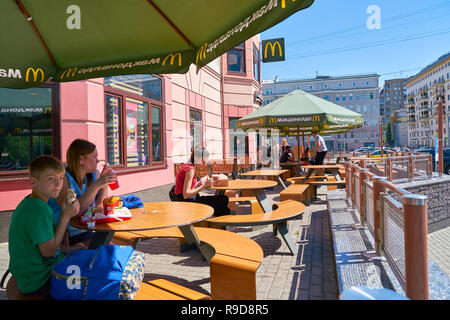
left=80, top=207, right=132, bottom=224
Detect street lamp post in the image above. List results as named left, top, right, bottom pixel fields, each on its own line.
left=438, top=95, right=444, bottom=176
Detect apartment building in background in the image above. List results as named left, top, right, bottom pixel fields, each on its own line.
left=262, top=73, right=381, bottom=151
left=380, top=78, right=408, bottom=124
left=406, top=52, right=450, bottom=148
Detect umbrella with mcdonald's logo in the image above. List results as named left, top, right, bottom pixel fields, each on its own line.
left=237, top=90, right=363, bottom=157
left=0, top=0, right=314, bottom=89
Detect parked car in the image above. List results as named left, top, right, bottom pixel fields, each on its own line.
left=415, top=147, right=450, bottom=174
left=368, top=148, right=397, bottom=158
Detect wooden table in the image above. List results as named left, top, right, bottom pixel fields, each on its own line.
left=279, top=162, right=303, bottom=178
left=301, top=164, right=343, bottom=181
left=71, top=202, right=214, bottom=261
left=212, top=179, right=277, bottom=213
left=239, top=169, right=289, bottom=189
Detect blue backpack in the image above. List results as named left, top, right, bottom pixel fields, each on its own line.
left=51, top=245, right=145, bottom=300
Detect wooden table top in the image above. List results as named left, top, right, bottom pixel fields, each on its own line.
left=70, top=201, right=214, bottom=232
left=302, top=165, right=344, bottom=169
left=211, top=179, right=277, bottom=190
left=279, top=162, right=303, bottom=166
left=240, top=169, right=289, bottom=177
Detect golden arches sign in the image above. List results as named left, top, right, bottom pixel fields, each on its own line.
left=60, top=67, right=78, bottom=79
left=25, top=68, right=44, bottom=83
left=312, top=115, right=320, bottom=122
left=162, top=53, right=182, bottom=67
left=262, top=38, right=285, bottom=63
left=196, top=43, right=208, bottom=64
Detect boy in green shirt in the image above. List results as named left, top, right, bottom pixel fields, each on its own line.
left=8, top=155, right=80, bottom=298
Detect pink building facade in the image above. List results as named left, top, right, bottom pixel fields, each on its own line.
left=0, top=36, right=262, bottom=241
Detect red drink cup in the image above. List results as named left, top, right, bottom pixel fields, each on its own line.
left=108, top=179, right=119, bottom=190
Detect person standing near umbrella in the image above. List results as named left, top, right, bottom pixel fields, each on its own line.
left=311, top=132, right=327, bottom=165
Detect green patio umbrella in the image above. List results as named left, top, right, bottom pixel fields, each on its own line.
left=0, top=0, right=314, bottom=89
left=237, top=89, right=363, bottom=158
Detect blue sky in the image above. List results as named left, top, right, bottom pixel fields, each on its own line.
left=260, top=0, right=450, bottom=86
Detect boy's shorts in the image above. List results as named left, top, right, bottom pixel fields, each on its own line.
left=29, top=276, right=53, bottom=300
left=69, top=231, right=94, bottom=246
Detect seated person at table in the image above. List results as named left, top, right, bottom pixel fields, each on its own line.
left=280, top=145, right=294, bottom=163
left=280, top=145, right=300, bottom=176
left=8, top=155, right=80, bottom=299
left=300, top=148, right=311, bottom=164
left=173, top=147, right=230, bottom=216
left=48, top=139, right=116, bottom=248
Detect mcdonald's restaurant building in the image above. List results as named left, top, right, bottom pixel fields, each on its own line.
left=0, top=36, right=262, bottom=242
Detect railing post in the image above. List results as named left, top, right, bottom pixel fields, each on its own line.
left=387, top=157, right=393, bottom=181
left=372, top=177, right=386, bottom=256
left=351, top=164, right=356, bottom=209
left=403, top=194, right=428, bottom=300
left=359, top=168, right=369, bottom=226
left=345, top=161, right=351, bottom=200
left=407, top=155, right=414, bottom=182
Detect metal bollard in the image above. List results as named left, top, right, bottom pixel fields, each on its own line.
left=403, top=194, right=428, bottom=300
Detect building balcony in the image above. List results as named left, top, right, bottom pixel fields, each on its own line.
left=407, top=107, right=415, bottom=114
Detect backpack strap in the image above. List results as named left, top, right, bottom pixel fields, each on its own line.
left=0, top=269, right=10, bottom=289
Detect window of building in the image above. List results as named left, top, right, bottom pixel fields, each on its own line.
left=353, top=82, right=356, bottom=87
left=227, top=42, right=245, bottom=73
left=105, top=74, right=164, bottom=169
left=370, top=92, right=374, bottom=99
left=324, top=94, right=329, bottom=100
left=229, top=117, right=246, bottom=156
left=324, top=83, right=328, bottom=89
left=253, top=45, right=260, bottom=82
left=339, top=82, right=342, bottom=88
left=0, top=85, right=57, bottom=173
left=342, top=95, right=346, bottom=101
left=336, top=95, right=340, bottom=101
left=349, top=94, right=353, bottom=100
left=190, top=108, right=202, bottom=150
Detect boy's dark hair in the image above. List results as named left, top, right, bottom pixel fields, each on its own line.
left=190, top=146, right=209, bottom=164
left=29, top=155, right=64, bottom=178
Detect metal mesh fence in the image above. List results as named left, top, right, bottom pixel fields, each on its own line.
left=364, top=181, right=374, bottom=235
left=382, top=194, right=406, bottom=289
left=413, top=157, right=431, bottom=180
left=391, top=159, right=409, bottom=181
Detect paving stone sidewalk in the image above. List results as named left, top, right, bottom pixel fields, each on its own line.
left=0, top=185, right=340, bottom=300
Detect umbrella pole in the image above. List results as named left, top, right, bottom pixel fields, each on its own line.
left=297, top=126, right=300, bottom=160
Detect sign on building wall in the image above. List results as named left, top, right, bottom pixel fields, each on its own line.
left=262, top=38, right=285, bottom=63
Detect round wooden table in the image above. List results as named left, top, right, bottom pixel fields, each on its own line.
left=71, top=201, right=214, bottom=257
left=212, top=179, right=277, bottom=213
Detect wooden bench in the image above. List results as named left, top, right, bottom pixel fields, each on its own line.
left=287, top=175, right=328, bottom=184
left=3, top=272, right=209, bottom=301
left=228, top=196, right=264, bottom=214
left=206, top=200, right=305, bottom=256
left=136, top=279, right=210, bottom=300
left=279, top=184, right=310, bottom=205
left=112, top=226, right=263, bottom=300
left=307, top=180, right=347, bottom=201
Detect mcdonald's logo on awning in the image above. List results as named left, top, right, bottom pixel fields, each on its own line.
left=269, top=117, right=277, bottom=124
left=162, top=53, right=182, bottom=67
left=312, top=115, right=321, bottom=122
left=25, top=67, right=44, bottom=83
left=14, top=128, right=23, bottom=134
left=262, top=38, right=285, bottom=63
left=60, top=67, right=78, bottom=79
left=44, top=107, right=52, bottom=114
left=196, top=43, right=208, bottom=65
